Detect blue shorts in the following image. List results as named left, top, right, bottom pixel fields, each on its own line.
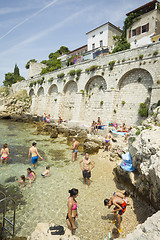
left=31, top=156, right=38, bottom=164
left=73, top=150, right=78, bottom=153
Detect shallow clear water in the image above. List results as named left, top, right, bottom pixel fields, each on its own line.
left=0, top=120, right=153, bottom=240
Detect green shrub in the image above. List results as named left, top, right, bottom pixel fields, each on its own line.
left=29, top=82, right=33, bottom=88
left=157, top=100, right=160, bottom=106
left=85, top=68, right=90, bottom=74
left=37, top=79, right=43, bottom=85
left=122, top=59, right=125, bottom=62
left=131, top=137, right=135, bottom=143
left=101, top=72, right=104, bottom=76
left=54, top=98, right=57, bottom=102
left=57, top=73, right=65, bottom=78
left=76, top=69, right=82, bottom=76
left=76, top=77, right=79, bottom=81
left=137, top=77, right=142, bottom=82
left=33, top=81, right=37, bottom=86
left=153, top=51, right=158, bottom=56
left=117, top=60, right=120, bottom=63
left=108, top=61, right=115, bottom=70
left=63, top=79, right=66, bottom=83
left=80, top=90, right=85, bottom=96
left=68, top=70, right=76, bottom=76
left=135, top=57, right=138, bottom=60
left=135, top=130, right=141, bottom=135
left=89, top=65, right=98, bottom=71
left=100, top=101, right=104, bottom=105
left=48, top=77, right=53, bottom=83
left=139, top=54, right=143, bottom=60
left=138, top=103, right=148, bottom=117
left=122, top=101, right=125, bottom=105
left=114, top=109, right=116, bottom=113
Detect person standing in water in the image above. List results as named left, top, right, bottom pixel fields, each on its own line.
left=28, top=142, right=43, bottom=168
left=70, top=138, right=79, bottom=162
left=66, top=188, right=78, bottom=234
left=1, top=143, right=9, bottom=164
left=79, top=153, right=95, bottom=186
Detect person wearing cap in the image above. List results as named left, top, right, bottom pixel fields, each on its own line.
left=28, top=142, right=43, bottom=168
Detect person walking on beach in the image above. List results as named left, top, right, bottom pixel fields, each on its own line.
left=79, top=153, right=95, bottom=186
left=66, top=188, right=78, bottom=234
left=28, top=142, right=43, bottom=168
left=70, top=138, right=79, bottom=162
left=104, top=195, right=127, bottom=233
left=1, top=143, right=9, bottom=164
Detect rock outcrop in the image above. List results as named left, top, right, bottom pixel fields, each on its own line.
left=114, top=107, right=160, bottom=210
left=119, top=210, right=160, bottom=240
left=27, top=223, right=80, bottom=240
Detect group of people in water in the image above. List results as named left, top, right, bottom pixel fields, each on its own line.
left=0, top=117, right=132, bottom=238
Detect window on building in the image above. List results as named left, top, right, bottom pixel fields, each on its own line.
left=132, top=29, right=136, bottom=37
left=142, top=23, right=149, bottom=33
left=100, top=31, right=103, bottom=34
left=100, top=40, right=103, bottom=47
left=136, top=26, right=141, bottom=35
left=92, top=35, right=95, bottom=38
left=92, top=43, right=95, bottom=49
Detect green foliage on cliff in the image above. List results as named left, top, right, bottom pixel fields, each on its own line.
left=3, top=64, right=25, bottom=87
left=40, top=46, right=70, bottom=75
left=138, top=103, right=148, bottom=117
left=112, top=13, right=141, bottom=53
left=25, top=59, right=37, bottom=69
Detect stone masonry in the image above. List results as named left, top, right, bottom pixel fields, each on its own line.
left=11, top=42, right=160, bottom=126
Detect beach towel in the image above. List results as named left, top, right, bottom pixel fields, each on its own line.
left=111, top=130, right=127, bottom=136
left=121, top=152, right=135, bottom=172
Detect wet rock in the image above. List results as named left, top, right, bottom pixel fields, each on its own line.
left=83, top=141, right=100, bottom=154
left=69, top=129, right=77, bottom=136
left=50, top=129, right=58, bottom=138
left=5, top=176, right=17, bottom=183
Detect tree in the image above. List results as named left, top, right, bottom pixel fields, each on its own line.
left=14, top=64, right=20, bottom=76
left=25, top=59, right=37, bottom=69
left=3, top=72, right=16, bottom=87
left=112, top=36, right=130, bottom=53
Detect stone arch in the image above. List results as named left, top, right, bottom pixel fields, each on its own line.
left=48, top=84, right=58, bottom=95
left=60, top=81, right=78, bottom=120
left=63, top=80, right=78, bottom=94
left=29, top=88, right=35, bottom=97
left=85, top=75, right=107, bottom=93
left=118, top=68, right=153, bottom=90
left=79, top=75, right=107, bottom=122
left=116, top=68, right=153, bottom=125
left=37, top=87, right=44, bottom=96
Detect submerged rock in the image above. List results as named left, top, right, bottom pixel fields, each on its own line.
left=50, top=129, right=58, bottom=138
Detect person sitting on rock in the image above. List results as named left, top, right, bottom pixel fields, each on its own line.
left=122, top=123, right=127, bottom=132
left=91, top=121, right=96, bottom=135
left=113, top=191, right=130, bottom=204
left=104, top=131, right=116, bottom=152
left=58, top=116, right=63, bottom=124
left=96, top=117, right=102, bottom=130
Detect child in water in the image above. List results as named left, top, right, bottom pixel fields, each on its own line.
left=41, top=166, right=50, bottom=177
left=17, top=175, right=25, bottom=187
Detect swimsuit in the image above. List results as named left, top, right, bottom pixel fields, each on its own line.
left=1, top=156, right=8, bottom=160
left=31, top=156, right=38, bottom=164
left=105, top=140, right=110, bottom=143
left=83, top=170, right=91, bottom=179
left=73, top=150, right=78, bottom=153
left=66, top=197, right=77, bottom=221
left=118, top=201, right=126, bottom=215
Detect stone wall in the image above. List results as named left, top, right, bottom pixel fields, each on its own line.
left=11, top=42, right=160, bottom=126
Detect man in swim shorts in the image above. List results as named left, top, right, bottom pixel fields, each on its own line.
left=70, top=138, right=79, bottom=162
left=28, top=142, right=43, bottom=168
left=79, top=153, right=95, bottom=186
left=104, top=195, right=127, bottom=233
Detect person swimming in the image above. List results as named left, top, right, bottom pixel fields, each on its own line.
left=66, top=188, right=78, bottom=234
left=17, top=175, right=25, bottom=187
left=41, top=166, right=50, bottom=177
left=1, top=143, right=9, bottom=164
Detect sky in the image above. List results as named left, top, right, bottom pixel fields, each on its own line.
left=0, top=0, right=151, bottom=85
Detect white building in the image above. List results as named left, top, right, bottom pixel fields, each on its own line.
left=86, top=22, right=122, bottom=52
left=126, top=0, right=160, bottom=48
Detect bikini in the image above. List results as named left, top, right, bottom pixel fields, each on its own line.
left=66, top=197, right=77, bottom=221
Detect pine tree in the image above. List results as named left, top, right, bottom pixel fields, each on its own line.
left=14, top=64, right=20, bottom=76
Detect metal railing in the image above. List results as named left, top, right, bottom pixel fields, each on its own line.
left=0, top=191, right=16, bottom=238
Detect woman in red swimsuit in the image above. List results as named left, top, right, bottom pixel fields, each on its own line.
left=1, top=143, right=9, bottom=164
left=66, top=188, right=78, bottom=233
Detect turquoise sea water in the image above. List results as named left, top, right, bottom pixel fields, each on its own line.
left=0, top=120, right=152, bottom=240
